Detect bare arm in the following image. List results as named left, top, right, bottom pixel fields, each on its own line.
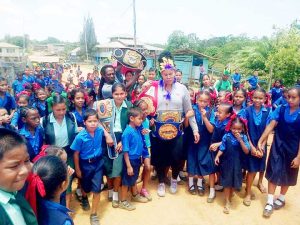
left=258, top=120, right=277, bottom=151
left=124, top=152, right=133, bottom=176
left=73, top=151, right=82, bottom=178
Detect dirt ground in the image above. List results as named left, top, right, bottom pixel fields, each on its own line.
left=63, top=65, right=300, bottom=225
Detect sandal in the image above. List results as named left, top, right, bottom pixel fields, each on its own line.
left=223, top=202, right=231, bottom=214
left=263, top=203, right=273, bottom=218
left=197, top=186, right=205, bottom=196
left=243, top=196, right=251, bottom=206
left=274, top=199, right=285, bottom=210
left=257, top=183, right=267, bottom=193
left=189, top=185, right=197, bottom=195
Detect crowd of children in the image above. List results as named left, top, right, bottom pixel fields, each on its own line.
left=0, top=61, right=299, bottom=225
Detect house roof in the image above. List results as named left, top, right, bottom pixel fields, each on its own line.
left=95, top=41, right=126, bottom=49
left=28, top=55, right=60, bottom=63
left=70, top=47, right=81, bottom=54
left=143, top=44, right=163, bottom=51
left=0, top=42, right=21, bottom=48
left=172, top=49, right=216, bottom=60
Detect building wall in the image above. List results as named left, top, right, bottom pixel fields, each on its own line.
left=0, top=47, right=21, bottom=62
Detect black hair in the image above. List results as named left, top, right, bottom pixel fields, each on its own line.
left=289, top=86, right=300, bottom=98
left=16, top=94, right=30, bottom=103
left=230, top=117, right=247, bottom=133
left=175, top=69, right=182, bottom=74
left=100, top=65, right=114, bottom=77
left=52, top=94, right=67, bottom=107
left=69, top=88, right=85, bottom=111
left=98, top=65, right=115, bottom=100
left=83, top=108, right=98, bottom=121
left=86, top=88, right=96, bottom=100
left=158, top=51, right=173, bottom=63
left=234, top=88, right=247, bottom=98
left=196, top=90, right=211, bottom=100
left=253, top=87, right=267, bottom=96
left=219, top=103, right=233, bottom=114
left=128, top=107, right=143, bottom=120
left=112, top=82, right=126, bottom=94
left=149, top=67, right=156, bottom=73
left=24, top=83, right=33, bottom=91
left=0, top=76, right=7, bottom=82
left=133, top=99, right=146, bottom=108
left=32, top=156, right=67, bottom=200
left=0, top=128, right=26, bottom=160
left=44, top=146, right=66, bottom=158
left=20, top=106, right=38, bottom=119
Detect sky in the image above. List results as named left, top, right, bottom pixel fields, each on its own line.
left=0, top=0, right=300, bottom=44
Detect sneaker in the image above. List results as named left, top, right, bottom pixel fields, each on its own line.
left=119, top=200, right=136, bottom=211
left=215, top=184, right=224, bottom=191
left=112, top=200, right=119, bottom=208
left=140, top=188, right=152, bottom=201
left=75, top=188, right=83, bottom=202
left=132, top=194, right=148, bottom=203
left=157, top=183, right=166, bottom=197
left=90, top=214, right=100, bottom=225
left=169, top=179, right=178, bottom=194
left=81, top=197, right=91, bottom=211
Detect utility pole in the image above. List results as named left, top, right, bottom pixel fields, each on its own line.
left=133, top=0, right=137, bottom=49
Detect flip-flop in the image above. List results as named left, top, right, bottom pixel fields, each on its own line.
left=274, top=199, right=285, bottom=210
left=257, top=183, right=267, bottom=193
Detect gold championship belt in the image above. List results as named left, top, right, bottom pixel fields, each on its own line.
left=113, top=48, right=147, bottom=69
left=153, top=110, right=184, bottom=141
left=96, top=99, right=113, bottom=132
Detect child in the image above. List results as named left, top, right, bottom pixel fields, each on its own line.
left=188, top=91, right=214, bottom=195
left=134, top=99, right=152, bottom=201
left=11, top=94, right=30, bottom=129
left=70, top=88, right=86, bottom=130
left=0, top=76, right=16, bottom=116
left=246, top=70, right=259, bottom=91
left=71, top=109, right=113, bottom=224
left=120, top=107, right=149, bottom=210
left=30, top=156, right=73, bottom=225
left=19, top=107, right=44, bottom=161
left=147, top=68, right=156, bottom=81
left=208, top=103, right=233, bottom=201
left=270, top=79, right=283, bottom=105
left=0, top=128, right=37, bottom=225
left=0, top=107, right=16, bottom=130
left=232, top=89, right=246, bottom=118
left=86, top=88, right=97, bottom=109
left=231, top=68, right=241, bottom=91
left=33, top=88, right=47, bottom=117
left=215, top=116, right=250, bottom=214
left=244, top=88, right=271, bottom=206
left=258, top=87, right=300, bottom=218
left=273, top=88, right=288, bottom=109
left=94, top=83, right=132, bottom=208
left=12, top=72, right=27, bottom=95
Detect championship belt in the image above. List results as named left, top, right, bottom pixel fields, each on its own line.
left=153, top=110, right=184, bottom=141
left=113, top=48, right=147, bottom=69
left=138, top=81, right=159, bottom=116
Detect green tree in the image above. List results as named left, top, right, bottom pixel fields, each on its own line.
left=79, top=15, right=97, bottom=60
left=166, top=30, right=189, bottom=51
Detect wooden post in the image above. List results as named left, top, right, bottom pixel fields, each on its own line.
left=268, top=64, right=273, bottom=91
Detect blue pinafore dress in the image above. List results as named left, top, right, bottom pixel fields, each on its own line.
left=266, top=106, right=300, bottom=186
left=187, top=106, right=214, bottom=176
left=245, top=106, right=270, bottom=172
left=220, top=136, right=243, bottom=189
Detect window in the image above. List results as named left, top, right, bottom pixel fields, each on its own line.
left=7, top=48, right=15, bottom=53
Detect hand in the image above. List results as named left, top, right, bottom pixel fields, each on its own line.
left=67, top=166, right=75, bottom=176
left=233, top=132, right=242, bottom=141
left=75, top=169, right=82, bottom=179
left=200, top=108, right=207, bottom=118
left=257, top=139, right=266, bottom=152
left=142, top=128, right=150, bottom=135
left=194, top=132, right=200, bottom=144
left=209, top=143, right=219, bottom=152
left=215, top=157, right=220, bottom=166
left=149, top=118, right=155, bottom=126
left=185, top=110, right=194, bottom=119
left=116, top=142, right=122, bottom=153
left=127, top=166, right=134, bottom=176
left=77, top=127, right=84, bottom=132
left=291, top=157, right=300, bottom=168
left=142, top=80, right=153, bottom=90
left=105, top=135, right=114, bottom=147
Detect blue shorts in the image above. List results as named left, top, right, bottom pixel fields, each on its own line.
left=80, top=157, right=104, bottom=193
left=122, top=158, right=141, bottom=187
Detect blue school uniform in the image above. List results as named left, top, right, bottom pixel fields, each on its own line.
left=70, top=127, right=104, bottom=193
left=32, top=100, right=46, bottom=117
left=233, top=106, right=246, bottom=119
left=121, top=125, right=149, bottom=186
left=23, top=74, right=35, bottom=84
left=12, top=79, right=27, bottom=95
left=50, top=80, right=65, bottom=93
left=37, top=199, right=73, bottom=225
left=266, top=105, right=300, bottom=186
left=270, top=87, right=282, bottom=104
left=219, top=133, right=250, bottom=189
left=245, top=106, right=271, bottom=172
left=273, top=96, right=287, bottom=107
left=72, top=108, right=85, bottom=128
left=0, top=92, right=16, bottom=113
left=34, top=77, right=46, bottom=88
left=85, top=79, right=94, bottom=89
left=247, top=75, right=258, bottom=90
left=142, top=118, right=151, bottom=148
left=231, top=73, right=241, bottom=89
left=19, top=125, right=44, bottom=160
left=10, top=108, right=25, bottom=129
left=187, top=106, right=214, bottom=176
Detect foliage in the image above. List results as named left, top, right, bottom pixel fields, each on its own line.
left=79, top=15, right=98, bottom=60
